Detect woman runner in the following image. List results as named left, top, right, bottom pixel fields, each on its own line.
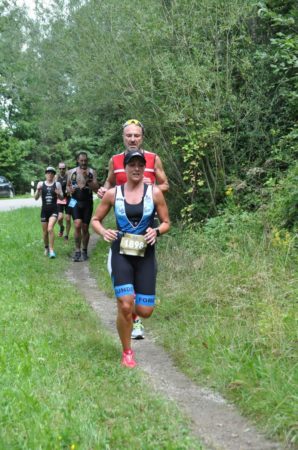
left=92, top=151, right=170, bottom=368
left=35, top=166, right=64, bottom=258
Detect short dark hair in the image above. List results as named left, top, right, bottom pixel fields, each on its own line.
left=76, top=151, right=88, bottom=160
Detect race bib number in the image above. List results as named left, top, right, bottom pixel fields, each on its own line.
left=68, top=198, right=77, bottom=208
left=120, top=233, right=147, bottom=257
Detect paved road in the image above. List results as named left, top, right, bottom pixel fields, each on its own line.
left=0, top=194, right=98, bottom=212
left=0, top=197, right=41, bottom=212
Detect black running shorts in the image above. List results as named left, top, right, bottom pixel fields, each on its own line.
left=71, top=201, right=93, bottom=225
left=41, top=205, right=58, bottom=222
left=111, top=240, right=157, bottom=306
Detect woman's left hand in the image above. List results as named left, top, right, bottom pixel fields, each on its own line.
left=145, top=227, right=157, bottom=246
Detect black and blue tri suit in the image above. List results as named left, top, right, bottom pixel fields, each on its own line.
left=111, top=184, right=157, bottom=307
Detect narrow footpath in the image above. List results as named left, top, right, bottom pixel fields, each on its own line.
left=66, top=234, right=283, bottom=450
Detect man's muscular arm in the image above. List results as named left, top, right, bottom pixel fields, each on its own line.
left=55, top=181, right=64, bottom=200
left=86, top=169, right=99, bottom=193
left=97, top=158, right=116, bottom=198
left=66, top=169, right=75, bottom=194
left=154, top=155, right=169, bottom=193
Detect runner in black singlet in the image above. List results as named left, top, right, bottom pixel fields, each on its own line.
left=67, top=152, right=98, bottom=261
left=35, top=166, right=64, bottom=258
left=92, top=151, right=170, bottom=368
left=56, top=162, right=71, bottom=240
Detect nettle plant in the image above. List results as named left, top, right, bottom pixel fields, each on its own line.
left=172, top=123, right=223, bottom=225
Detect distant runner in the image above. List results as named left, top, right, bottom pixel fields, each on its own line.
left=92, top=151, right=170, bottom=368
left=67, top=152, right=98, bottom=262
left=56, top=162, right=71, bottom=240
left=35, top=166, right=64, bottom=258
left=97, top=119, right=169, bottom=339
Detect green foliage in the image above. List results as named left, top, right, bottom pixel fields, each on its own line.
left=172, top=122, right=223, bottom=223
left=266, top=162, right=298, bottom=230
left=0, top=129, right=38, bottom=192
left=1, top=0, right=297, bottom=226
left=155, top=220, right=297, bottom=446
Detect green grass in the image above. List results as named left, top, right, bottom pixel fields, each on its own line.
left=0, top=207, right=201, bottom=449
left=0, top=194, right=32, bottom=200
left=91, top=212, right=298, bottom=448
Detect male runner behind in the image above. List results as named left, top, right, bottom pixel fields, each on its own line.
left=97, top=119, right=169, bottom=339
left=67, top=152, right=98, bottom=262
left=98, top=119, right=169, bottom=198
left=56, top=162, right=71, bottom=240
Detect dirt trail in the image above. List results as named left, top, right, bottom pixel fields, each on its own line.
left=66, top=234, right=283, bottom=450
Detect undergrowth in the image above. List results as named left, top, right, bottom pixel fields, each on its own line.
left=92, top=209, right=297, bottom=447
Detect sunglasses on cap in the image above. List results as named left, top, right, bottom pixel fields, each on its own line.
left=122, top=119, right=144, bottom=132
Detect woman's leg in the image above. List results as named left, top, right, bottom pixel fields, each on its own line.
left=42, top=222, right=49, bottom=248
left=134, top=248, right=156, bottom=319
left=48, top=216, right=57, bottom=251
left=135, top=304, right=154, bottom=319
left=111, top=249, right=137, bottom=366
left=116, top=295, right=134, bottom=351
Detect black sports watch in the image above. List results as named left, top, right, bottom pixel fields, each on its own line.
left=155, top=228, right=161, bottom=237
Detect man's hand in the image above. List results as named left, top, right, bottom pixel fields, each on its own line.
left=68, top=184, right=76, bottom=194
left=143, top=176, right=152, bottom=185
left=97, top=187, right=108, bottom=199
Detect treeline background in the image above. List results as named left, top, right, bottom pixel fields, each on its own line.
left=1, top=0, right=297, bottom=227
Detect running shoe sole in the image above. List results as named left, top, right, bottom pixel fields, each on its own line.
left=132, top=334, right=145, bottom=340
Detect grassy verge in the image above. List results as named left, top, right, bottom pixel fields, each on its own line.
left=0, top=207, right=201, bottom=449
left=91, top=211, right=298, bottom=448
left=0, top=194, right=32, bottom=200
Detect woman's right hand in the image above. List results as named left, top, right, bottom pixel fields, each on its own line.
left=103, top=229, right=118, bottom=242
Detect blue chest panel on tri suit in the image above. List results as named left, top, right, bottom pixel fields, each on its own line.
left=114, top=184, right=155, bottom=234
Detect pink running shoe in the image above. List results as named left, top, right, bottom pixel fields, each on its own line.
left=121, top=349, right=136, bottom=368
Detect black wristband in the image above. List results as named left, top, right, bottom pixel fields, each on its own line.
left=155, top=228, right=161, bottom=237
